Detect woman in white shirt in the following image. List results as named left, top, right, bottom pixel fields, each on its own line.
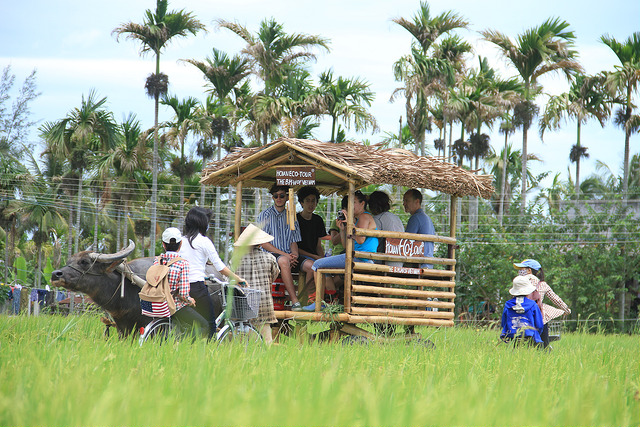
left=180, top=207, right=244, bottom=338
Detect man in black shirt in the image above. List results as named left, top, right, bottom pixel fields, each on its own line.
left=296, top=186, right=328, bottom=300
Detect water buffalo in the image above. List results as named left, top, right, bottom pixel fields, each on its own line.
left=51, top=241, right=224, bottom=337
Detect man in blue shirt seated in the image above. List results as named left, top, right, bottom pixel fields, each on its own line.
left=500, top=276, right=544, bottom=347
left=403, top=189, right=436, bottom=268
left=257, top=184, right=303, bottom=311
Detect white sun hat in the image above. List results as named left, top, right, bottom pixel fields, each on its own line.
left=509, top=275, right=537, bottom=296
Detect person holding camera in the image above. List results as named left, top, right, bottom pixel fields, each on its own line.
left=327, top=196, right=348, bottom=256
left=307, top=191, right=378, bottom=310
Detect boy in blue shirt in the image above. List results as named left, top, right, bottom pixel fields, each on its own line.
left=500, top=275, right=544, bottom=346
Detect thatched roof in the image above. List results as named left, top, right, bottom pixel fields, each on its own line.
left=201, top=138, right=495, bottom=199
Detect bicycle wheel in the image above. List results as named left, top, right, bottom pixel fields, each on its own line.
left=139, top=318, right=173, bottom=346
left=231, top=323, right=263, bottom=345
left=215, top=324, right=234, bottom=343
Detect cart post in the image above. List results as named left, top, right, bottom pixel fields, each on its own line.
left=344, top=181, right=355, bottom=313
left=447, top=195, right=457, bottom=270
left=234, top=181, right=243, bottom=240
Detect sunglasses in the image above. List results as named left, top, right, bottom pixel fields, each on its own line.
left=272, top=193, right=287, bottom=199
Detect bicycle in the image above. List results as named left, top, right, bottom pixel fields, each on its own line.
left=139, top=277, right=263, bottom=345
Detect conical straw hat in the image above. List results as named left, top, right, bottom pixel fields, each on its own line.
left=233, top=223, right=274, bottom=247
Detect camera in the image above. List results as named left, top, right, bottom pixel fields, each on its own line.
left=337, top=211, right=346, bottom=221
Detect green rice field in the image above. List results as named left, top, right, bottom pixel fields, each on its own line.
left=0, top=314, right=637, bottom=426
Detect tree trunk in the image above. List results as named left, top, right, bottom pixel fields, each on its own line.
left=575, top=121, right=581, bottom=196
left=224, top=185, right=232, bottom=264
left=448, top=122, right=453, bottom=161
left=67, top=206, right=73, bottom=258
left=200, top=155, right=206, bottom=207
left=214, top=186, right=221, bottom=250
left=74, top=168, right=83, bottom=253
left=93, top=192, right=99, bottom=251
left=331, top=116, right=336, bottom=142
left=179, top=175, right=185, bottom=232
left=123, top=205, right=129, bottom=249
left=36, top=244, right=42, bottom=288
left=116, top=208, right=121, bottom=251
left=150, top=92, right=159, bottom=257
left=499, top=132, right=508, bottom=225
left=469, top=157, right=479, bottom=231
left=520, top=128, right=528, bottom=215
left=4, top=220, right=9, bottom=284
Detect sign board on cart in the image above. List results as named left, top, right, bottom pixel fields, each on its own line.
left=276, top=167, right=316, bottom=186
left=388, top=266, right=423, bottom=275
left=385, top=238, right=425, bottom=258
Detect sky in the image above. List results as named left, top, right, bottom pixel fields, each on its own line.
left=2, top=0, right=638, bottom=191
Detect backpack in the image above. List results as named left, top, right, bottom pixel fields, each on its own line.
left=139, top=257, right=183, bottom=318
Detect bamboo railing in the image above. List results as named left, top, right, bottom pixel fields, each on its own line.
left=274, top=227, right=458, bottom=327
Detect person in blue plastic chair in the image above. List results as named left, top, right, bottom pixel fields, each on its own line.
left=500, top=276, right=544, bottom=347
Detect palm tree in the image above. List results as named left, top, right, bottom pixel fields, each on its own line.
left=486, top=145, right=542, bottom=216
left=87, top=156, right=113, bottom=251
left=0, top=152, right=29, bottom=283
left=380, top=124, right=416, bottom=150
left=8, top=152, right=66, bottom=288
left=194, top=96, right=226, bottom=206
left=183, top=48, right=251, bottom=103
left=498, top=111, right=516, bottom=223
left=317, top=69, right=377, bottom=142
left=392, top=2, right=469, bottom=155
left=218, top=18, right=329, bottom=98
left=482, top=18, right=583, bottom=213
left=96, top=114, right=151, bottom=253
left=218, top=18, right=329, bottom=144
left=600, top=32, right=640, bottom=203
left=540, top=74, right=611, bottom=195
left=534, top=172, right=572, bottom=212
left=40, top=91, right=117, bottom=253
left=113, top=0, right=206, bottom=255
left=183, top=47, right=251, bottom=159
left=161, top=94, right=211, bottom=228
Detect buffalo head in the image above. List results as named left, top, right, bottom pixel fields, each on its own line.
left=51, top=241, right=151, bottom=335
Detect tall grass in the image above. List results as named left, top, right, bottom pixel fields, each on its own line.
left=0, top=314, right=637, bottom=426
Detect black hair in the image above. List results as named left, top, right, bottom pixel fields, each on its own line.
left=354, top=190, right=367, bottom=204
left=368, top=191, right=391, bottom=215
left=297, top=186, right=320, bottom=204
left=353, top=190, right=369, bottom=211
left=341, top=195, right=348, bottom=209
left=163, top=241, right=181, bottom=252
left=269, top=183, right=289, bottom=194
left=531, top=266, right=545, bottom=281
left=184, top=206, right=213, bottom=249
left=405, top=188, right=422, bottom=204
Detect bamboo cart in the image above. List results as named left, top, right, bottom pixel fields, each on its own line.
left=201, top=138, right=494, bottom=341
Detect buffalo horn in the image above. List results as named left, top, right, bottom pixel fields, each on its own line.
left=88, top=240, right=136, bottom=263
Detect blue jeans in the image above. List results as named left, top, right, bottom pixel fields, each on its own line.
left=312, top=254, right=374, bottom=271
